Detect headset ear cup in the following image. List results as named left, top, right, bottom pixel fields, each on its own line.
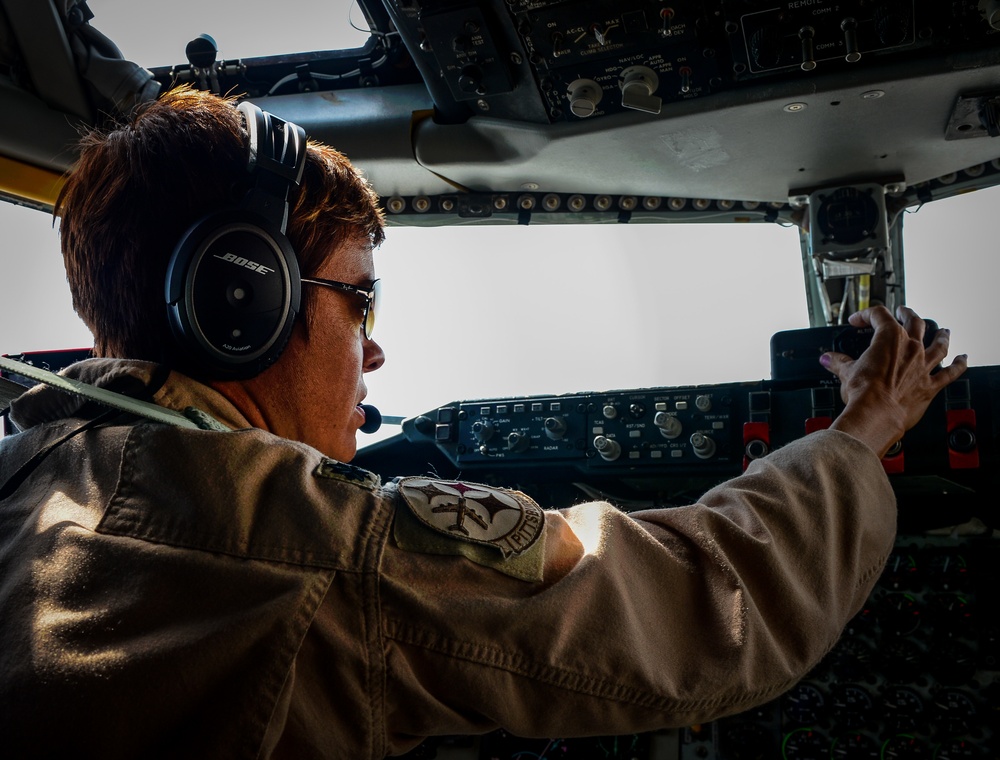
left=166, top=210, right=301, bottom=379
left=164, top=101, right=307, bottom=380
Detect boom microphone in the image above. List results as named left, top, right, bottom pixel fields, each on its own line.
left=360, top=404, right=382, bottom=434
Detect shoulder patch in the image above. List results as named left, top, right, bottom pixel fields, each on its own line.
left=314, top=458, right=381, bottom=491
left=397, top=477, right=544, bottom=558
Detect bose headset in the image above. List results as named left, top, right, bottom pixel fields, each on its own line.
left=165, top=101, right=307, bottom=379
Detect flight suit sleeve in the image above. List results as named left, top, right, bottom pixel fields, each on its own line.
left=377, top=428, right=896, bottom=752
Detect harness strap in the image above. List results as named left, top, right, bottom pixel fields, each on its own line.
left=0, top=374, right=27, bottom=417
left=0, top=409, right=117, bottom=500
left=0, top=356, right=199, bottom=430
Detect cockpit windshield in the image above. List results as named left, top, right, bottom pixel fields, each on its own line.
left=87, top=0, right=375, bottom=67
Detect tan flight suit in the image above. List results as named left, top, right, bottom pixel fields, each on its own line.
left=0, top=360, right=895, bottom=759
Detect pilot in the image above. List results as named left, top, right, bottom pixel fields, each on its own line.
left=0, top=86, right=967, bottom=758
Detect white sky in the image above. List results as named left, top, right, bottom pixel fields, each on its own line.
left=4, top=194, right=999, bottom=447
left=3, top=0, right=1000, bottom=444
left=88, top=0, right=374, bottom=67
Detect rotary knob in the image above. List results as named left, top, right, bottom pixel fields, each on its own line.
left=619, top=65, right=661, bottom=115
left=690, top=432, right=716, bottom=459
left=593, top=435, right=621, bottom=461
left=457, top=64, right=484, bottom=94
left=749, top=24, right=782, bottom=70
left=653, top=411, right=682, bottom=439
left=983, top=0, right=1000, bottom=30
left=544, top=416, right=567, bottom=440
left=471, top=419, right=495, bottom=442
left=506, top=431, right=530, bottom=453
left=566, top=78, right=603, bottom=118
left=875, top=2, right=911, bottom=47
left=745, top=438, right=769, bottom=460
left=949, top=426, right=977, bottom=453
left=413, top=415, right=435, bottom=436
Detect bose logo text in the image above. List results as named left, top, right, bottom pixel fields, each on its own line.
left=213, top=252, right=275, bottom=275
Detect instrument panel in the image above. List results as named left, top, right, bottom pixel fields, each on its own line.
left=380, top=365, right=996, bottom=522
left=381, top=0, right=1000, bottom=125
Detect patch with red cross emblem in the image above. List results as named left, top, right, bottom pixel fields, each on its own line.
left=397, top=478, right=545, bottom=559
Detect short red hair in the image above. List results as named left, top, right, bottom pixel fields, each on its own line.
left=57, top=85, right=384, bottom=362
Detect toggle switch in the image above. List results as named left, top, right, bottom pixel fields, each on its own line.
left=799, top=26, right=817, bottom=71
left=659, top=7, right=675, bottom=37
left=551, top=31, right=570, bottom=58
left=842, top=18, right=862, bottom=62
left=679, top=66, right=692, bottom=94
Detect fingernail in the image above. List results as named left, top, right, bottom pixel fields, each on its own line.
left=819, top=354, right=832, bottom=368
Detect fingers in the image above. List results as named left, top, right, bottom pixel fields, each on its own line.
left=819, top=351, right=853, bottom=381
left=847, top=305, right=925, bottom=338
left=826, top=306, right=967, bottom=452
left=896, top=305, right=927, bottom=342
left=847, top=304, right=902, bottom=325
left=925, top=327, right=952, bottom=368
left=848, top=306, right=932, bottom=354
left=847, top=305, right=889, bottom=329
left=825, top=305, right=965, bottom=388
left=931, top=353, right=969, bottom=389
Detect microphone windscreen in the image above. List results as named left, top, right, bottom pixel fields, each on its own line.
left=359, top=404, right=382, bottom=434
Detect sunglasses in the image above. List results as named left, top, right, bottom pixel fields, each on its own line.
left=300, top=277, right=381, bottom=339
